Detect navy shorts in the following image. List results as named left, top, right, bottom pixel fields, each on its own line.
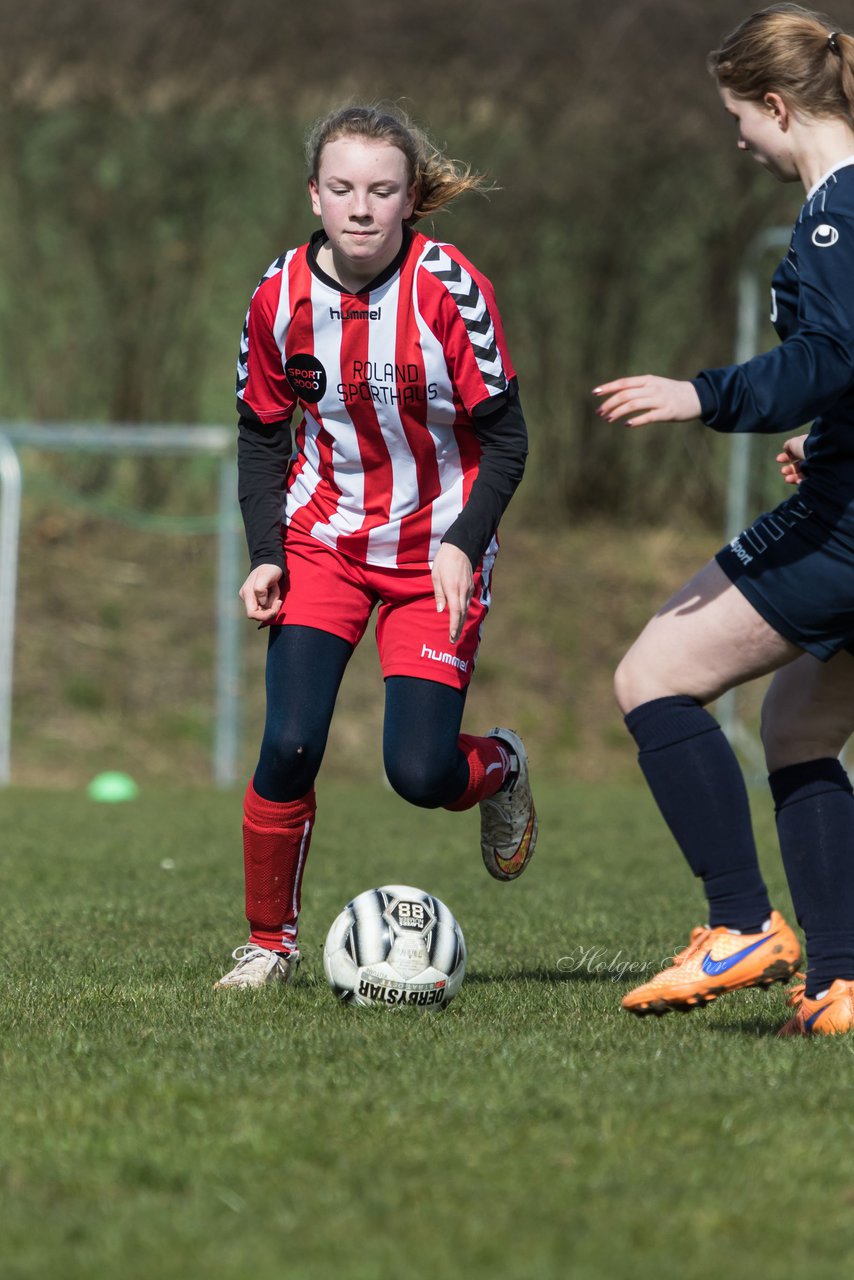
left=715, top=492, right=854, bottom=662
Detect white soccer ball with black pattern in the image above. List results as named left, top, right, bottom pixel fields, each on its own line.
left=323, top=884, right=466, bottom=1009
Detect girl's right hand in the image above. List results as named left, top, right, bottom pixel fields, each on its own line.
left=592, top=375, right=701, bottom=427
left=776, top=434, right=808, bottom=485
left=239, top=564, right=284, bottom=624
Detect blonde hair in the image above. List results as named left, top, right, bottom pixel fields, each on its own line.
left=709, top=4, right=854, bottom=121
left=304, top=104, right=492, bottom=222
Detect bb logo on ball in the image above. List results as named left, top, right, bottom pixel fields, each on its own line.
left=323, top=885, right=466, bottom=1009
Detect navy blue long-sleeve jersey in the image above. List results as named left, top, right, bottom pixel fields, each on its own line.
left=693, top=158, right=854, bottom=525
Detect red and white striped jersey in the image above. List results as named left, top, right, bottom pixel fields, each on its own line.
left=236, top=228, right=516, bottom=570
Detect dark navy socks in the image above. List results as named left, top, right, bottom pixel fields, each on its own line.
left=769, top=757, right=854, bottom=997
left=624, top=695, right=772, bottom=932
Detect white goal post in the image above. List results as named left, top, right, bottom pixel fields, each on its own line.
left=717, top=225, right=793, bottom=773
left=0, top=423, right=242, bottom=788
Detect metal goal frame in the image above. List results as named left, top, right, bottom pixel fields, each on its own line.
left=0, top=423, right=242, bottom=788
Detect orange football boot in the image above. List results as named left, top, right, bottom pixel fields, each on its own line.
left=777, top=977, right=854, bottom=1036
left=622, top=909, right=801, bottom=1016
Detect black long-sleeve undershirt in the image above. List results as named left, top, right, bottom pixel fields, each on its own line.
left=237, top=413, right=293, bottom=571
left=236, top=388, right=528, bottom=571
left=440, top=389, right=528, bottom=564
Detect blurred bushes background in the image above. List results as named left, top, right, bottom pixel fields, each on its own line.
left=0, top=0, right=804, bottom=526
left=0, top=0, right=814, bottom=783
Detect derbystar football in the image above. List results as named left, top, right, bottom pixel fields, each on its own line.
left=323, top=884, right=466, bottom=1009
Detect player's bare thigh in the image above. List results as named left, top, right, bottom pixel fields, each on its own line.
left=615, top=558, right=801, bottom=714
left=761, top=649, right=854, bottom=772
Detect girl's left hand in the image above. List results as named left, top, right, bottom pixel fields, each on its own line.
left=777, top=433, right=808, bottom=485
left=593, top=375, right=702, bottom=427
left=432, top=543, right=474, bottom=644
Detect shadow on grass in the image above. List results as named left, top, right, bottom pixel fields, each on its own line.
left=708, top=1016, right=787, bottom=1038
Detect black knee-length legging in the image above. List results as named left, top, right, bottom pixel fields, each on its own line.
left=252, top=624, right=471, bottom=808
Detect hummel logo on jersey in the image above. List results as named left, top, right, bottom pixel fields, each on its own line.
left=285, top=354, right=327, bottom=403
left=812, top=223, right=839, bottom=248
left=700, top=932, right=776, bottom=977
left=420, top=643, right=469, bottom=673
left=329, top=307, right=382, bottom=321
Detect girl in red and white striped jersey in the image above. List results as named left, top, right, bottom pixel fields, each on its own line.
left=216, top=104, right=537, bottom=989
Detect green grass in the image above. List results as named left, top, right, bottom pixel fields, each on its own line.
left=2, top=780, right=853, bottom=1280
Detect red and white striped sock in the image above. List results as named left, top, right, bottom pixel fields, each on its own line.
left=443, top=734, right=513, bottom=812
left=242, top=782, right=316, bottom=953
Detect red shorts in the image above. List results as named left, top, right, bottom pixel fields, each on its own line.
left=272, top=526, right=492, bottom=689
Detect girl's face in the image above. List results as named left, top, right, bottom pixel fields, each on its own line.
left=719, top=86, right=798, bottom=182
left=309, top=136, right=416, bottom=290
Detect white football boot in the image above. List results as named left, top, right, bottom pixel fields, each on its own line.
left=479, top=727, right=538, bottom=881
left=214, top=943, right=300, bottom=989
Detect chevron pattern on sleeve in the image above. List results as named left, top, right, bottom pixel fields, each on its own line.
left=236, top=251, right=290, bottom=398
left=420, top=243, right=508, bottom=392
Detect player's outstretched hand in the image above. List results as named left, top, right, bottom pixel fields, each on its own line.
left=239, top=563, right=284, bottom=625
left=776, top=433, right=808, bottom=485
left=593, top=375, right=702, bottom=427
left=432, top=543, right=473, bottom=645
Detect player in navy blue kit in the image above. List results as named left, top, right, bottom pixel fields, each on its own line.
left=596, top=4, right=854, bottom=1035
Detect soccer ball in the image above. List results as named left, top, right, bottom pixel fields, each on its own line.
left=323, top=884, right=466, bottom=1009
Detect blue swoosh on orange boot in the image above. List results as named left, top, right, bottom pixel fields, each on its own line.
left=805, top=1002, right=830, bottom=1032
left=700, top=932, right=778, bottom=977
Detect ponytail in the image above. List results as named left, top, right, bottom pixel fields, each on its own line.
left=305, top=103, right=493, bottom=223
left=709, top=4, right=854, bottom=123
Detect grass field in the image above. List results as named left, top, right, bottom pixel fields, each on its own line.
left=2, top=779, right=853, bottom=1280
